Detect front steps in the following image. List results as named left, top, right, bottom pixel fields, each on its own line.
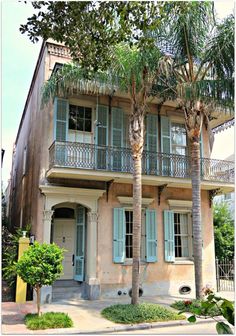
left=52, top=280, right=88, bottom=301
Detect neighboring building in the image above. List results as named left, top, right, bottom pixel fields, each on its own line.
left=214, top=154, right=235, bottom=220
left=8, top=40, right=234, bottom=303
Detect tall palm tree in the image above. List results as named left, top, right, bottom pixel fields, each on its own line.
left=157, top=3, right=234, bottom=298
left=42, top=44, right=164, bottom=304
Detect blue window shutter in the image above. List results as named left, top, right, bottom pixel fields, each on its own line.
left=95, top=105, right=108, bottom=169
left=112, top=107, right=123, bottom=147
left=113, top=208, right=125, bottom=263
left=161, top=116, right=171, bottom=153
left=54, top=98, right=68, bottom=141
left=146, top=209, right=157, bottom=262
left=146, top=114, right=158, bottom=173
left=95, top=105, right=108, bottom=146
left=164, top=210, right=175, bottom=262
left=161, top=116, right=171, bottom=176
left=111, top=107, right=123, bottom=170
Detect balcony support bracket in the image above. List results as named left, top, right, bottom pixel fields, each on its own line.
left=106, top=180, right=114, bottom=202
left=158, top=184, right=168, bottom=205
left=209, top=188, right=222, bottom=208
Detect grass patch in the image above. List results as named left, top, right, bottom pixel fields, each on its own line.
left=25, top=312, right=73, bottom=330
left=101, top=303, right=186, bottom=324
left=171, top=299, right=221, bottom=317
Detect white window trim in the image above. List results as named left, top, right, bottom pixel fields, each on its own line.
left=123, top=207, right=146, bottom=264
left=173, top=211, right=193, bottom=262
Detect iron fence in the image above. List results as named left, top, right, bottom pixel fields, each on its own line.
left=48, top=141, right=234, bottom=183
left=216, top=258, right=235, bottom=292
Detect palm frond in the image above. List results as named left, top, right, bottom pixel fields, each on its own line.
left=165, top=2, right=213, bottom=62
left=204, top=14, right=234, bottom=79
left=41, top=63, right=116, bottom=106
left=176, top=79, right=234, bottom=112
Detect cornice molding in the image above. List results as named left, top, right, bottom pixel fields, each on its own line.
left=39, top=185, right=105, bottom=198
left=168, top=199, right=192, bottom=208
left=117, top=196, right=154, bottom=206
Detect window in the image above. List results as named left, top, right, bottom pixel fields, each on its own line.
left=113, top=208, right=157, bottom=263
left=164, top=210, right=192, bottom=262
left=171, top=123, right=187, bottom=155
left=69, top=105, right=92, bottom=132
left=125, top=210, right=133, bottom=258
left=23, top=146, right=27, bottom=176
left=54, top=207, right=75, bottom=219
left=174, top=213, right=191, bottom=258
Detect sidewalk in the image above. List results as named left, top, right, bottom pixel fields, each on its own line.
left=2, top=292, right=234, bottom=335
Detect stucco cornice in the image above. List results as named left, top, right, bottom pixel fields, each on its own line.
left=39, top=185, right=105, bottom=198
left=168, top=199, right=192, bottom=208
left=117, top=196, right=154, bottom=206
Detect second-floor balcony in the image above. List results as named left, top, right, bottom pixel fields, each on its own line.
left=48, top=141, right=234, bottom=186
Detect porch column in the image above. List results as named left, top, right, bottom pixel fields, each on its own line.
left=86, top=211, right=100, bottom=300
left=43, top=210, right=54, bottom=243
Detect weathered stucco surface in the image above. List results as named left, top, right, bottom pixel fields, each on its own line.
left=97, top=184, right=216, bottom=297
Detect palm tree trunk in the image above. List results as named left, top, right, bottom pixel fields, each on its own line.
left=131, top=153, right=142, bottom=304
left=129, top=102, right=144, bottom=305
left=191, top=140, right=203, bottom=299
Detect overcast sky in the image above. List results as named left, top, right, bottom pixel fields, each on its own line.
left=1, top=0, right=235, bottom=189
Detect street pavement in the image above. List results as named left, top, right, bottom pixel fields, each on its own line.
left=110, top=321, right=218, bottom=334
left=1, top=291, right=234, bottom=335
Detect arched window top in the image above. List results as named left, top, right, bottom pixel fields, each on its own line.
left=54, top=207, right=75, bottom=219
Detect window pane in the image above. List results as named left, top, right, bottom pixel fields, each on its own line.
left=125, top=210, right=133, bottom=258
left=84, top=119, right=91, bottom=132
left=69, top=107, right=77, bottom=130
left=85, top=107, right=92, bottom=119
left=78, top=106, right=84, bottom=118
left=171, top=123, right=187, bottom=148
left=172, top=146, right=186, bottom=156
left=77, top=118, right=84, bottom=131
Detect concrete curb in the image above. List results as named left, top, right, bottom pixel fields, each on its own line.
left=3, top=316, right=225, bottom=335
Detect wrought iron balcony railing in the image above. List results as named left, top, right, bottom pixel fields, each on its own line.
left=49, top=141, right=234, bottom=183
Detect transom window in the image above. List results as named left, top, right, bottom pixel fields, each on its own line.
left=69, top=105, right=92, bottom=132
left=174, top=212, right=191, bottom=258
left=171, top=123, right=187, bottom=155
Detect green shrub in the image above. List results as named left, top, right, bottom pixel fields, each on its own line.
left=101, top=303, right=186, bottom=324
left=25, top=312, right=73, bottom=330
left=171, top=299, right=221, bottom=317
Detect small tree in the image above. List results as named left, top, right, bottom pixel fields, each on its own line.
left=16, top=242, right=64, bottom=315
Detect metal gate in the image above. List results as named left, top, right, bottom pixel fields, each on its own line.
left=216, top=259, right=234, bottom=291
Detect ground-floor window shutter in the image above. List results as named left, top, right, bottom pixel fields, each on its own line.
left=163, top=210, right=175, bottom=262
left=113, top=208, right=125, bottom=263
left=146, top=209, right=158, bottom=262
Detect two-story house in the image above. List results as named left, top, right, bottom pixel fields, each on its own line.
left=8, top=40, right=234, bottom=303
